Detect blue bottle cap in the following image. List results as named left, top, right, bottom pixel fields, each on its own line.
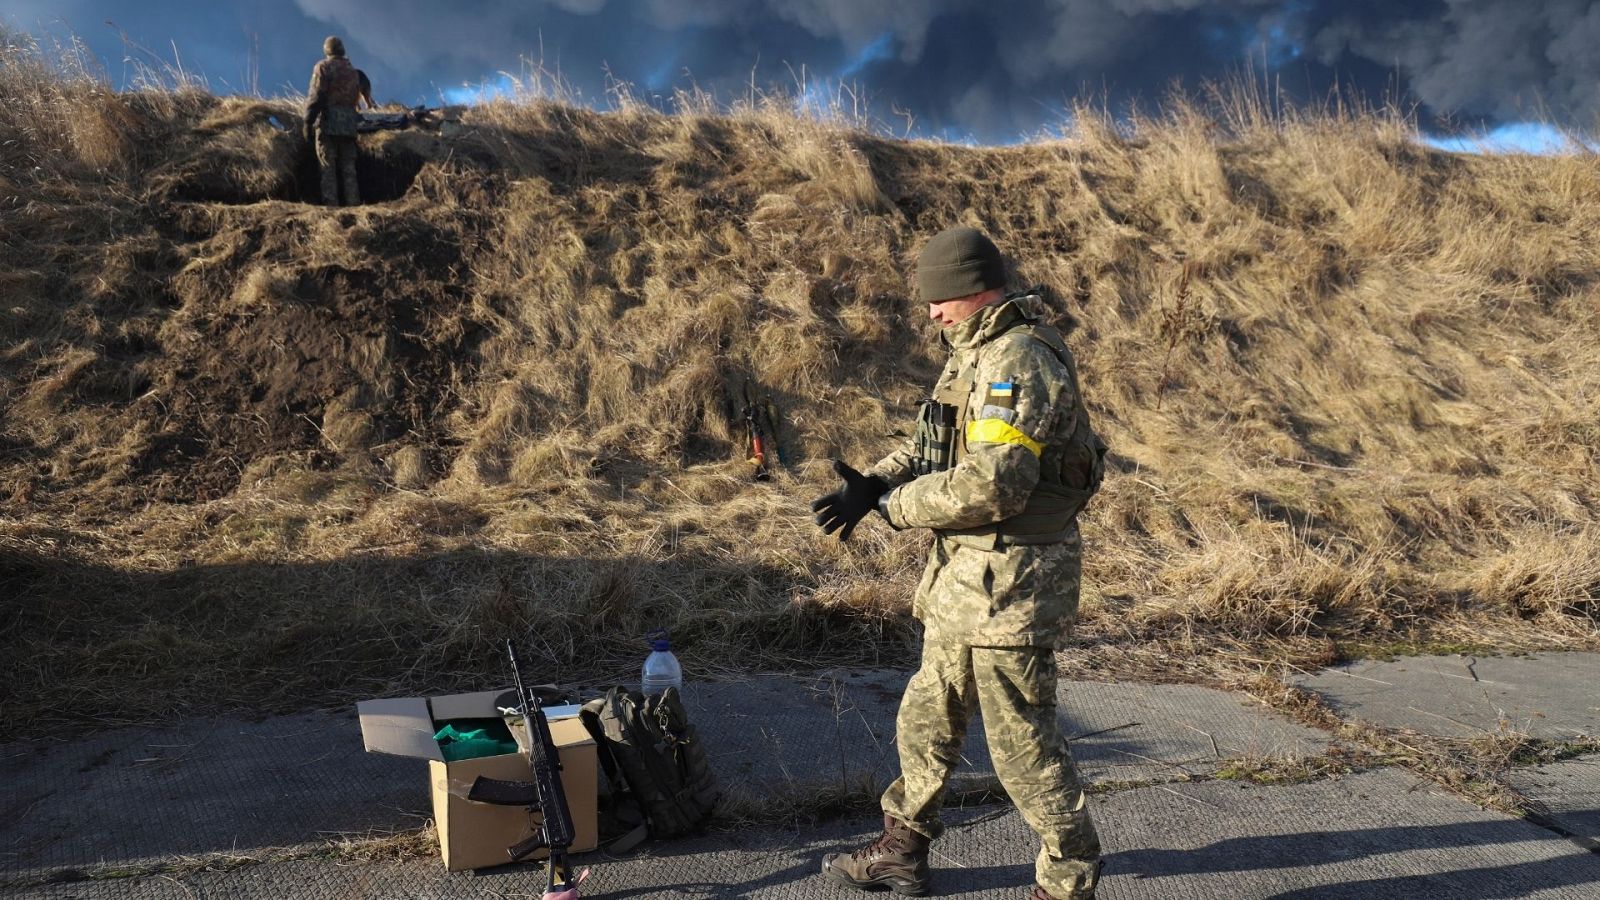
left=648, top=628, right=670, bottom=652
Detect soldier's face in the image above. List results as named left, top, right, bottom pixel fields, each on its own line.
left=927, top=289, right=1000, bottom=327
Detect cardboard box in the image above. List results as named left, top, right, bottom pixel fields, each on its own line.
left=357, top=689, right=597, bottom=871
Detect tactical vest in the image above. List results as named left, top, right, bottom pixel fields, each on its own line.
left=911, top=320, right=1107, bottom=549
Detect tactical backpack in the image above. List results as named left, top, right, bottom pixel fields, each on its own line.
left=579, top=686, right=719, bottom=848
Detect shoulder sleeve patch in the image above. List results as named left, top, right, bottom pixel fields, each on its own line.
left=979, top=404, right=1018, bottom=425
left=986, top=381, right=1016, bottom=409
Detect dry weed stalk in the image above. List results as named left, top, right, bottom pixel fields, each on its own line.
left=1154, top=254, right=1209, bottom=409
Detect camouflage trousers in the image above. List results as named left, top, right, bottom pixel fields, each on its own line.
left=882, top=642, right=1101, bottom=899
left=316, top=134, right=360, bottom=207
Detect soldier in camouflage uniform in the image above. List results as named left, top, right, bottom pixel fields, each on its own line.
left=304, top=36, right=362, bottom=207
left=812, top=227, right=1107, bottom=900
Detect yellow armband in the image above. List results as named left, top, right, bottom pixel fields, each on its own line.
left=966, top=418, right=1044, bottom=457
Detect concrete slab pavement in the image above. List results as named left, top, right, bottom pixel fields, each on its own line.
left=1091, top=768, right=1600, bottom=899
left=688, top=671, right=1333, bottom=803
left=0, top=709, right=425, bottom=888
left=1508, top=754, right=1600, bottom=848
left=18, top=655, right=1596, bottom=897
left=1292, top=653, right=1600, bottom=740
left=13, top=770, right=1600, bottom=899
left=2, top=672, right=1332, bottom=888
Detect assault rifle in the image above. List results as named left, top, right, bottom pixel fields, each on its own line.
left=357, top=105, right=440, bottom=133
left=467, top=640, right=588, bottom=898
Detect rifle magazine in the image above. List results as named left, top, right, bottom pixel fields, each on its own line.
left=468, top=776, right=540, bottom=806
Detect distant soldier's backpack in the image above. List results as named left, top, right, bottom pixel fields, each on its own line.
left=579, top=686, right=719, bottom=847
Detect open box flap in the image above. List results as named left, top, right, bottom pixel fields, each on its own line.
left=356, top=697, right=444, bottom=761
left=427, top=689, right=506, bottom=721
left=431, top=690, right=584, bottom=722
left=507, top=714, right=596, bottom=754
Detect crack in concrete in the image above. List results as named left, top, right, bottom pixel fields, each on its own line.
left=1244, top=673, right=1600, bottom=858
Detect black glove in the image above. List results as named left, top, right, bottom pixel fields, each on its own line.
left=811, top=460, right=888, bottom=542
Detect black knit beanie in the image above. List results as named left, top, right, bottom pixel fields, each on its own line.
left=916, top=227, right=1005, bottom=302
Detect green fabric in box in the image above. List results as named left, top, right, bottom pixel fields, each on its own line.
left=433, top=717, right=520, bottom=762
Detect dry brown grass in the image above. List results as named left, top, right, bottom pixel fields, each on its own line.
left=2, top=38, right=1598, bottom=729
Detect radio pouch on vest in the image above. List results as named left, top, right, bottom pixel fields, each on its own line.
left=911, top=399, right=959, bottom=477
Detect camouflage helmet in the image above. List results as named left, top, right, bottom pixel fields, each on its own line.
left=323, top=36, right=346, bottom=58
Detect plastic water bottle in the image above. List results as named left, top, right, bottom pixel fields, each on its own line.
left=641, top=629, right=683, bottom=696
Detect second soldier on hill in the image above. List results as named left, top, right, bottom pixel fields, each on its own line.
left=304, top=36, right=362, bottom=207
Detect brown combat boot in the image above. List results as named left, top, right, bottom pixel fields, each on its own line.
left=820, top=814, right=932, bottom=896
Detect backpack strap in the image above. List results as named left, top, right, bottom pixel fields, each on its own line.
left=579, top=693, right=623, bottom=786
left=580, top=690, right=650, bottom=852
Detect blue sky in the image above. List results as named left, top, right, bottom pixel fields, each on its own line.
left=1422, top=122, right=1597, bottom=156
left=6, top=1, right=1597, bottom=152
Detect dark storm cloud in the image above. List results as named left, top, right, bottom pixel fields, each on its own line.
left=1299, top=0, right=1600, bottom=125
left=8, top=0, right=1600, bottom=141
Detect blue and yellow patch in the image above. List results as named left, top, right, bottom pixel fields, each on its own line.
left=986, top=381, right=1016, bottom=410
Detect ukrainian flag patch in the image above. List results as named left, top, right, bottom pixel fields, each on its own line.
left=986, top=381, right=1015, bottom=409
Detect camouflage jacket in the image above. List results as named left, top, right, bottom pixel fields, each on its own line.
left=306, top=57, right=362, bottom=137
left=868, top=292, right=1101, bottom=648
